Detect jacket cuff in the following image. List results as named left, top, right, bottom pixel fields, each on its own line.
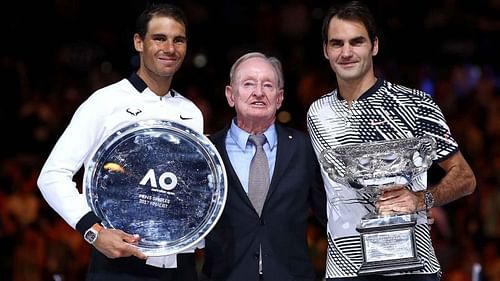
left=75, top=211, right=101, bottom=236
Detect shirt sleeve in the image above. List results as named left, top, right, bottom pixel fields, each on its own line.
left=37, top=93, right=108, bottom=229
left=415, top=92, right=459, bottom=161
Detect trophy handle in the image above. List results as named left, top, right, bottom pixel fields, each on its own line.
left=414, top=137, right=436, bottom=175
left=319, top=148, right=349, bottom=185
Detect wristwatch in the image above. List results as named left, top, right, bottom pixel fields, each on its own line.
left=84, top=223, right=103, bottom=244
left=423, top=190, right=435, bottom=211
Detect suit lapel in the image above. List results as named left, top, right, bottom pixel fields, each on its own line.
left=266, top=124, right=295, bottom=201
left=211, top=124, right=297, bottom=214
left=210, top=128, right=256, bottom=210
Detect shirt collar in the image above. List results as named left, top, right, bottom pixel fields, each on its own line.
left=336, top=77, right=383, bottom=101
left=228, top=118, right=277, bottom=151
left=127, top=72, right=175, bottom=97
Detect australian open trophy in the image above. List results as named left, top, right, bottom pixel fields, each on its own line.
left=320, top=137, right=436, bottom=275
left=84, top=119, right=227, bottom=256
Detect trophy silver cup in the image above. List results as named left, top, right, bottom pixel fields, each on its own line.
left=84, top=119, right=227, bottom=256
left=320, top=137, right=436, bottom=275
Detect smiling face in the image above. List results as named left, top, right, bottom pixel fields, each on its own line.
left=134, top=16, right=187, bottom=81
left=225, top=57, right=284, bottom=133
left=323, top=17, right=378, bottom=84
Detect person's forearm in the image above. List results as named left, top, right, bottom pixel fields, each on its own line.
left=431, top=151, right=476, bottom=207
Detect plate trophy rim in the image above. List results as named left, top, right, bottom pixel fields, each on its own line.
left=84, top=119, right=227, bottom=256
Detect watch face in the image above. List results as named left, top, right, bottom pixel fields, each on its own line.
left=84, top=119, right=227, bottom=256
left=85, top=229, right=97, bottom=243
left=425, top=191, right=434, bottom=209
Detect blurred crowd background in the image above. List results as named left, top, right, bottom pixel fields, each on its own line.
left=0, top=0, right=498, bottom=280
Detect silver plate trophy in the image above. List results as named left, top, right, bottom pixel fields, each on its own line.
left=84, top=119, right=227, bottom=256
left=320, top=137, right=436, bottom=275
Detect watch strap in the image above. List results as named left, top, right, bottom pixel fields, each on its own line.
left=84, top=223, right=103, bottom=244
left=424, top=190, right=434, bottom=211
left=91, top=223, right=104, bottom=233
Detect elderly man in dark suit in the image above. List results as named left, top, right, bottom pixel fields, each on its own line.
left=202, top=52, right=327, bottom=281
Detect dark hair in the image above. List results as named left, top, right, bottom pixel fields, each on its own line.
left=135, top=3, right=188, bottom=39
left=322, top=1, right=378, bottom=45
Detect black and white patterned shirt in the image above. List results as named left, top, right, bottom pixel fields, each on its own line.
left=307, top=79, right=458, bottom=278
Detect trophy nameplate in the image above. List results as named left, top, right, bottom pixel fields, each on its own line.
left=84, top=119, right=227, bottom=256
left=320, top=137, right=436, bottom=275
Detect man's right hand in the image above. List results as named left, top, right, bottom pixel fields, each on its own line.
left=93, top=228, right=147, bottom=260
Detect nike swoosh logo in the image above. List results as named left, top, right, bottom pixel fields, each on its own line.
left=179, top=115, right=193, bottom=120
left=126, top=108, right=142, bottom=116
left=370, top=119, right=386, bottom=126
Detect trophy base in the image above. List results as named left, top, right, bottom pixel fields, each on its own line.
left=359, top=213, right=416, bottom=229
left=358, top=257, right=424, bottom=275
left=356, top=214, right=423, bottom=275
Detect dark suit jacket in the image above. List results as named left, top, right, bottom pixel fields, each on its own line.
left=202, top=123, right=326, bottom=281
